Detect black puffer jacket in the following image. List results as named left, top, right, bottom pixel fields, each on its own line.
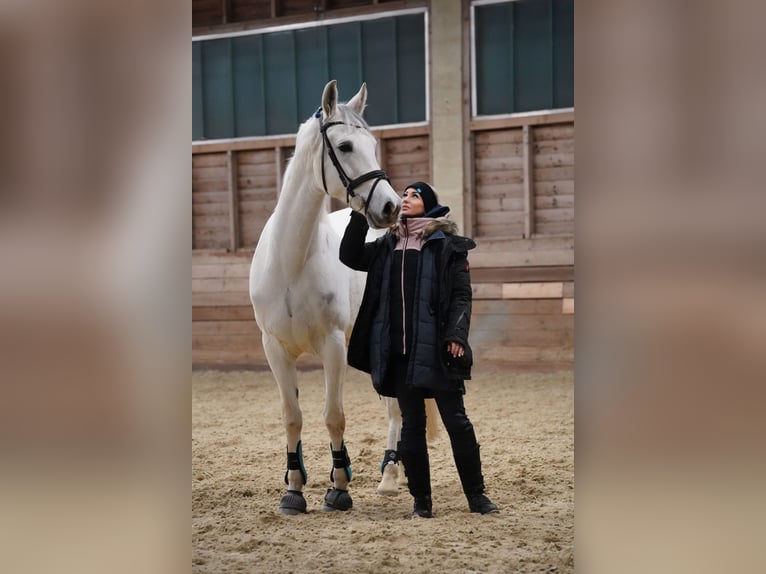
left=340, top=210, right=476, bottom=397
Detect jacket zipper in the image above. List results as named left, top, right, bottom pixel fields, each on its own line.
left=400, top=219, right=408, bottom=353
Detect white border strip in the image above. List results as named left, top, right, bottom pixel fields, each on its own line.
left=192, top=6, right=428, bottom=42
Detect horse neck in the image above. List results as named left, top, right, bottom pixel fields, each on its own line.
left=270, top=153, right=328, bottom=277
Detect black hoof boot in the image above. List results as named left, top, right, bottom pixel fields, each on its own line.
left=322, top=488, right=353, bottom=512
left=278, top=490, right=307, bottom=515
left=467, top=493, right=499, bottom=515
left=412, top=495, right=433, bottom=518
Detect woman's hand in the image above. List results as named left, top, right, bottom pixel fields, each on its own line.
left=447, top=341, right=464, bottom=358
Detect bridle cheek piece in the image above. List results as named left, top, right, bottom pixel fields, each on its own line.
left=316, top=108, right=390, bottom=214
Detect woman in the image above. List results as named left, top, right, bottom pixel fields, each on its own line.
left=340, top=181, right=499, bottom=518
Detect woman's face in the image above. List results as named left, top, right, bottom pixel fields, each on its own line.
left=400, top=187, right=425, bottom=217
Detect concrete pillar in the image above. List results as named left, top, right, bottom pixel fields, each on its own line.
left=429, top=1, right=465, bottom=231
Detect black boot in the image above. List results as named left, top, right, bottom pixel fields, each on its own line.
left=399, top=445, right=433, bottom=518
left=454, top=444, right=499, bottom=514
left=412, top=495, right=433, bottom=518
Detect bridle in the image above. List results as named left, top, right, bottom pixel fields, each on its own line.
left=315, top=108, right=390, bottom=213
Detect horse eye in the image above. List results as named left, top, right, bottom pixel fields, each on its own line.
left=338, top=142, right=353, bottom=153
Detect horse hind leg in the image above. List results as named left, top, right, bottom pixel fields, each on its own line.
left=262, top=334, right=307, bottom=515
left=377, top=396, right=402, bottom=496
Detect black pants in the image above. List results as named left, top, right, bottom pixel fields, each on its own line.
left=391, top=355, right=478, bottom=456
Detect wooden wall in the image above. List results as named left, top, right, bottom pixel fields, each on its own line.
left=192, top=117, right=574, bottom=370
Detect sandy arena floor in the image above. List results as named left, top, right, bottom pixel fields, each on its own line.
left=192, top=366, right=573, bottom=573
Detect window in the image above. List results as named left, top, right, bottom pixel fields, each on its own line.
left=193, top=11, right=427, bottom=140
left=473, top=0, right=573, bottom=116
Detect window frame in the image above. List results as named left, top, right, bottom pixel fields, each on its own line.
left=192, top=7, right=431, bottom=143
left=470, top=0, right=574, bottom=120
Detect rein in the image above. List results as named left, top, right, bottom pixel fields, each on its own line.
left=315, top=108, right=390, bottom=213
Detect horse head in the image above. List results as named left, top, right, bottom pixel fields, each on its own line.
left=316, top=80, right=401, bottom=229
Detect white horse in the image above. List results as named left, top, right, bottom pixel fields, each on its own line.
left=250, top=80, right=406, bottom=514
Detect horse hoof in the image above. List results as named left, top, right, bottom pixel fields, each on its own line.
left=377, top=463, right=400, bottom=496
left=322, top=488, right=352, bottom=512
left=279, top=490, right=307, bottom=515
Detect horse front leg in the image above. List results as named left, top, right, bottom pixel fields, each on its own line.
left=262, top=334, right=306, bottom=515
left=377, top=396, right=403, bottom=496
left=320, top=331, right=353, bottom=512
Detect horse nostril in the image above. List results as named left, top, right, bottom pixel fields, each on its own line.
left=383, top=201, right=396, bottom=218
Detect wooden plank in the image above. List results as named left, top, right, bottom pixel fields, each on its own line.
left=533, top=124, right=575, bottom=141
left=474, top=169, right=523, bottom=186
left=469, top=111, right=574, bottom=131
left=475, top=345, right=573, bottom=365
left=193, top=202, right=229, bottom=216
left=192, top=305, right=254, bottom=321
left=474, top=156, right=523, bottom=171
left=384, top=149, right=428, bottom=165
left=472, top=299, right=566, bottom=315
left=474, top=142, right=523, bottom=158
left=474, top=235, right=574, bottom=252
left=474, top=129, right=522, bottom=145
left=475, top=182, right=524, bottom=199
left=192, top=262, right=251, bottom=278
left=523, top=124, right=534, bottom=239
left=471, top=265, right=574, bottom=283
left=534, top=153, right=574, bottom=169
left=534, top=139, right=575, bottom=154
left=534, top=195, right=574, bottom=209
left=384, top=136, right=429, bottom=155
left=535, top=208, right=574, bottom=223
left=192, top=250, right=254, bottom=264
left=193, top=291, right=251, bottom=306
left=533, top=221, right=574, bottom=236
left=227, top=150, right=240, bottom=251
left=192, top=153, right=227, bottom=168
left=192, top=333, right=261, bottom=352
left=534, top=181, right=574, bottom=196
left=192, top=135, right=297, bottom=154
left=238, top=162, right=276, bottom=176
left=472, top=284, right=503, bottom=299
left=193, top=215, right=230, bottom=229
left=502, top=282, right=563, bottom=299
left=477, top=211, right=525, bottom=225
left=562, top=298, right=574, bottom=314
left=237, top=174, right=277, bottom=190
left=192, top=348, right=267, bottom=363
left=193, top=320, right=260, bottom=336
left=192, top=277, right=250, bottom=292
left=193, top=165, right=228, bottom=180
left=470, top=327, right=572, bottom=346
left=563, top=281, right=574, bottom=298
left=475, top=197, right=524, bottom=212
left=192, top=179, right=229, bottom=193
left=238, top=149, right=275, bottom=165
left=239, top=199, right=276, bottom=215
left=375, top=125, right=430, bottom=140
left=534, top=166, right=574, bottom=182
left=470, top=313, right=573, bottom=331
left=475, top=223, right=524, bottom=239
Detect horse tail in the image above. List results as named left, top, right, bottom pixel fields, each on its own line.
left=425, top=398, right=440, bottom=443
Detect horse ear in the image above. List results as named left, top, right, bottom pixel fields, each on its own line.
left=347, top=83, right=367, bottom=115
left=322, top=80, right=338, bottom=118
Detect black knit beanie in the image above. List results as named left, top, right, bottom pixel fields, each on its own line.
left=407, top=181, right=438, bottom=214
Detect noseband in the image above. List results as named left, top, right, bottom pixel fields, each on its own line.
left=315, top=108, right=390, bottom=213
